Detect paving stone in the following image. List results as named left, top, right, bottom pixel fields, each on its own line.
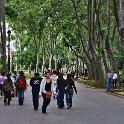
left=0, top=80, right=124, bottom=124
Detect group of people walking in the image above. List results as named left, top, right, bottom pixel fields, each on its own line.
left=0, top=71, right=27, bottom=106
left=0, top=70, right=77, bottom=115
left=30, top=71, right=77, bottom=114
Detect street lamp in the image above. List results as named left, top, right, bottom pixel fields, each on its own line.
left=7, top=29, right=11, bottom=73
left=76, top=46, right=80, bottom=80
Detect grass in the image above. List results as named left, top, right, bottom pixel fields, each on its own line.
left=78, top=73, right=124, bottom=89
left=25, top=73, right=44, bottom=79
left=120, top=73, right=124, bottom=81
left=25, top=74, right=34, bottom=79
left=78, top=78, right=105, bottom=89
left=114, top=92, right=124, bottom=96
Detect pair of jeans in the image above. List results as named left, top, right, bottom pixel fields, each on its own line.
left=57, top=91, right=64, bottom=108
left=66, top=91, right=73, bottom=107
left=42, top=92, right=51, bottom=113
left=106, top=78, right=112, bottom=91
left=4, top=91, right=11, bottom=105
left=32, top=91, right=39, bottom=109
left=18, top=89, right=24, bottom=105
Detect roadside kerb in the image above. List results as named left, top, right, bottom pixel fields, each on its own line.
left=77, top=81, right=124, bottom=99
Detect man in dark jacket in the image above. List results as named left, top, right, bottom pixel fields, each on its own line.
left=30, top=73, right=42, bottom=111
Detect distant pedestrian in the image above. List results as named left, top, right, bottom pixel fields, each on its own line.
left=56, top=69, right=60, bottom=76
left=106, top=70, right=113, bottom=91
left=16, top=71, right=27, bottom=105
left=12, top=71, right=18, bottom=96
left=65, top=74, right=77, bottom=109
left=71, top=70, right=75, bottom=79
left=57, top=73, right=65, bottom=108
left=39, top=71, right=54, bottom=114
left=112, top=72, right=118, bottom=89
left=3, top=74, right=13, bottom=105
left=50, top=71, right=58, bottom=99
left=30, top=73, right=42, bottom=111
left=0, top=72, right=6, bottom=96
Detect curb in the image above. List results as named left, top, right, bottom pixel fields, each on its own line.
left=77, top=81, right=124, bottom=99
left=77, top=81, right=96, bottom=89
left=105, top=91, right=124, bottom=99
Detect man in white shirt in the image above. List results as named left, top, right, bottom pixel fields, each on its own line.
left=113, top=72, right=117, bottom=89
left=50, top=71, right=58, bottom=99
left=0, top=72, right=6, bottom=96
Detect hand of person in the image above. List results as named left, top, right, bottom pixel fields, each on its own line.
left=39, top=95, right=41, bottom=98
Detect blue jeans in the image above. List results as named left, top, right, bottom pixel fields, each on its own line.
left=66, top=91, right=73, bottom=107
left=18, top=89, right=24, bottom=105
left=106, top=78, right=112, bottom=91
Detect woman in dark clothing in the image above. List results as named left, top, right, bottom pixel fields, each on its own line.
left=39, top=72, right=54, bottom=114
left=57, top=73, right=65, bottom=108
left=65, top=74, right=77, bottom=109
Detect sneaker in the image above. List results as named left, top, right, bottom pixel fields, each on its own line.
left=34, top=109, right=38, bottom=111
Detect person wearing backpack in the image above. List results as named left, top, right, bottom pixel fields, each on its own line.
left=3, top=74, right=14, bottom=105
left=16, top=71, right=27, bottom=105
left=30, top=73, right=42, bottom=111
left=0, top=72, right=6, bottom=96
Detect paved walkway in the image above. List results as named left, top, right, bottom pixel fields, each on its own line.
left=0, top=80, right=124, bottom=124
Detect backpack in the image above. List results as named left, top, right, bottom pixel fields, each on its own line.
left=4, top=79, right=13, bottom=91
left=17, top=77, right=25, bottom=89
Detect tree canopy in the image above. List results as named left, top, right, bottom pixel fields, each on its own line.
left=0, top=0, right=124, bottom=81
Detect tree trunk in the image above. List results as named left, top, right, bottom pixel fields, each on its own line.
left=0, top=0, right=6, bottom=72
left=105, top=0, right=120, bottom=81
left=42, top=36, right=45, bottom=73
left=49, top=32, right=53, bottom=71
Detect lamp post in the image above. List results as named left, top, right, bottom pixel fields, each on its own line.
left=76, top=46, right=80, bottom=80
left=7, top=30, right=11, bottom=73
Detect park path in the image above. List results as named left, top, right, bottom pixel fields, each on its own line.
left=0, top=80, right=124, bottom=124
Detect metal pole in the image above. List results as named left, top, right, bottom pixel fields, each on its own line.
left=7, top=30, right=11, bottom=73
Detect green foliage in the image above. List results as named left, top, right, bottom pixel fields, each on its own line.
left=79, top=78, right=106, bottom=89
left=4, top=0, right=124, bottom=78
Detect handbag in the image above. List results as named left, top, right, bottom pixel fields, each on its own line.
left=64, top=85, right=69, bottom=93
left=46, top=91, right=52, bottom=99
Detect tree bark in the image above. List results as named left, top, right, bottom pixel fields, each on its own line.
left=0, top=0, right=7, bottom=72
